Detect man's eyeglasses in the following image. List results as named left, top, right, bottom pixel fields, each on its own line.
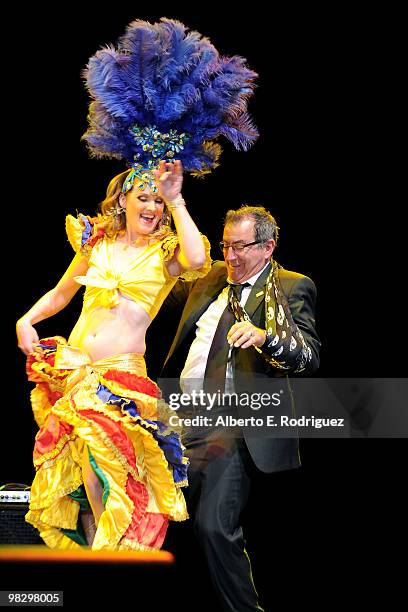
left=219, top=240, right=264, bottom=253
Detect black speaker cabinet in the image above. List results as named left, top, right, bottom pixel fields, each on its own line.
left=0, top=503, right=41, bottom=545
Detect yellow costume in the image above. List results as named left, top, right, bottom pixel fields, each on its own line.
left=25, top=215, right=211, bottom=550
left=67, top=213, right=207, bottom=315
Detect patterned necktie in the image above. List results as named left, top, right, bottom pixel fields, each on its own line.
left=203, top=283, right=249, bottom=394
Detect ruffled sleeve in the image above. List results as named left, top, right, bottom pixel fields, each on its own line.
left=161, top=233, right=212, bottom=281
left=65, top=213, right=106, bottom=257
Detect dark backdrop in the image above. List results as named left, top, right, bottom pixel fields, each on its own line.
left=5, top=9, right=404, bottom=610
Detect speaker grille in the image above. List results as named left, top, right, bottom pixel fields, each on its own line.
left=0, top=505, right=42, bottom=545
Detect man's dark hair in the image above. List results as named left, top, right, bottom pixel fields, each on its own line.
left=224, top=205, right=279, bottom=244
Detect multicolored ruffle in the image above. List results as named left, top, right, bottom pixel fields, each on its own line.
left=25, top=337, right=188, bottom=551
left=65, top=214, right=106, bottom=257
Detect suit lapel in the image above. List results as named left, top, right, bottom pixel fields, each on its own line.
left=243, top=262, right=271, bottom=319
left=164, top=261, right=272, bottom=369
left=182, top=269, right=227, bottom=334
left=165, top=264, right=227, bottom=364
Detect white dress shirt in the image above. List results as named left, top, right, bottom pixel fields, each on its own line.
left=180, top=263, right=268, bottom=393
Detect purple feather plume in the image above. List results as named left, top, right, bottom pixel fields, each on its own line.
left=82, top=18, right=258, bottom=173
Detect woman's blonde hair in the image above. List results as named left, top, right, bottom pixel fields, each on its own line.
left=99, top=169, right=173, bottom=241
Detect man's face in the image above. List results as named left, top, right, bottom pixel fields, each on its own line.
left=222, top=219, right=275, bottom=283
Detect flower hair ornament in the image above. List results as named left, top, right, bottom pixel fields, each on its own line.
left=82, top=18, right=259, bottom=196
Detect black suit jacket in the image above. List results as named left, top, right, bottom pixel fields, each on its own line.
left=161, top=261, right=321, bottom=472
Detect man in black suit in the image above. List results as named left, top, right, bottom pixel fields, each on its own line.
left=161, top=206, right=320, bottom=611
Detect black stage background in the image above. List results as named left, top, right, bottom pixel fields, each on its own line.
left=5, top=9, right=404, bottom=610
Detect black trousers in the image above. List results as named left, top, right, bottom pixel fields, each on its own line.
left=185, top=435, right=265, bottom=612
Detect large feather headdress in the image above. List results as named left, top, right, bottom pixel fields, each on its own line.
left=82, top=18, right=258, bottom=192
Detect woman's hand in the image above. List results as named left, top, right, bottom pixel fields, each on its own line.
left=227, top=321, right=266, bottom=349
left=16, top=318, right=40, bottom=356
left=154, top=160, right=184, bottom=203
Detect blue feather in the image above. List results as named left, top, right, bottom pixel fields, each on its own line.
left=82, top=18, right=258, bottom=172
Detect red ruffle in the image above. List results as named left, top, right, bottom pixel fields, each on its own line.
left=124, top=510, right=168, bottom=549
left=26, top=354, right=38, bottom=379
left=86, top=225, right=105, bottom=249
left=33, top=414, right=74, bottom=462
left=26, top=353, right=56, bottom=381
left=38, top=382, right=63, bottom=406
left=102, top=370, right=160, bottom=398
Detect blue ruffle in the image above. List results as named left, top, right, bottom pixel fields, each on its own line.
left=96, top=383, right=188, bottom=485
left=79, top=214, right=93, bottom=246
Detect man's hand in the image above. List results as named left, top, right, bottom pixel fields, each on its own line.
left=154, top=159, right=184, bottom=203
left=227, top=322, right=266, bottom=349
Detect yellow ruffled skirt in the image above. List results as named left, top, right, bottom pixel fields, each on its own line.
left=25, top=337, right=188, bottom=550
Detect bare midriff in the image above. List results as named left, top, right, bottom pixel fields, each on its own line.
left=68, top=294, right=151, bottom=362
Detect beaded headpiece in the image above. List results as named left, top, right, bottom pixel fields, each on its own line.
left=82, top=18, right=259, bottom=193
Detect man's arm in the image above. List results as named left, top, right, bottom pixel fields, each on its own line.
left=163, top=277, right=195, bottom=310
left=260, top=275, right=320, bottom=375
